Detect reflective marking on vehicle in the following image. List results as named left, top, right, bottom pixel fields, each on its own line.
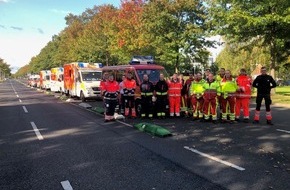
left=30, top=122, right=44, bottom=140
left=22, top=106, right=28, bottom=113
left=184, top=146, right=245, bottom=171
left=61, top=180, right=73, bottom=190
left=276, top=129, right=290, bottom=134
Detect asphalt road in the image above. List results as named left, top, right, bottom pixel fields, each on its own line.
left=1, top=79, right=290, bottom=190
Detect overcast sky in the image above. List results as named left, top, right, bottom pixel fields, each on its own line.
left=0, top=0, right=120, bottom=72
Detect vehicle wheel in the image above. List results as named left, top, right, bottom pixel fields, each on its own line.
left=80, top=91, right=86, bottom=102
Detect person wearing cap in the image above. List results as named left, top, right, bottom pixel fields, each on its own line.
left=252, top=66, right=276, bottom=125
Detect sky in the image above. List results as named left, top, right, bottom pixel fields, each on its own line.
left=0, top=0, right=120, bottom=73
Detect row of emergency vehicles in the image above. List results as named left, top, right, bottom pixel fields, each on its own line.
left=28, top=62, right=103, bottom=101
left=27, top=57, right=168, bottom=103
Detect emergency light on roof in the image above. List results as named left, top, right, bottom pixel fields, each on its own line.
left=93, top=63, right=103, bottom=68
left=129, top=55, right=154, bottom=65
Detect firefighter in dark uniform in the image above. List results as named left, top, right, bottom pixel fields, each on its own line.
left=154, top=73, right=168, bottom=119
left=252, top=66, right=277, bottom=125
left=140, top=74, right=154, bottom=118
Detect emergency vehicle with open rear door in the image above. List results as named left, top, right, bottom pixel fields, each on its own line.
left=39, top=70, right=51, bottom=90
left=50, top=67, right=64, bottom=93
left=63, top=62, right=102, bottom=101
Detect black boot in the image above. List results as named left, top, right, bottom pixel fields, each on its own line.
left=267, top=120, right=274, bottom=125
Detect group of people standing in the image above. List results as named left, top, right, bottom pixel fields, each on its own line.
left=100, top=66, right=277, bottom=125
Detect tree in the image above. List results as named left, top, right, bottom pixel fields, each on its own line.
left=74, top=5, right=119, bottom=65
left=0, top=58, right=11, bottom=79
left=142, top=0, right=214, bottom=72
left=216, top=42, right=270, bottom=76
left=208, top=0, right=290, bottom=78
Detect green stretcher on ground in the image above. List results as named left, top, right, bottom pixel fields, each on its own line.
left=134, top=122, right=172, bottom=137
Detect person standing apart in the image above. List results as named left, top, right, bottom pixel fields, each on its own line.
left=155, top=73, right=168, bottom=119
left=235, top=69, right=252, bottom=123
left=220, top=70, right=238, bottom=124
left=252, top=66, right=276, bottom=125
left=102, top=74, right=120, bottom=122
left=168, top=73, right=183, bottom=117
left=140, top=74, right=154, bottom=119
left=123, top=72, right=137, bottom=118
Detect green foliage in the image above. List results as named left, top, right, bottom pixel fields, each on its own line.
left=142, top=0, right=213, bottom=72
left=208, top=0, right=290, bottom=77
left=216, top=41, right=270, bottom=75
left=0, top=58, right=11, bottom=78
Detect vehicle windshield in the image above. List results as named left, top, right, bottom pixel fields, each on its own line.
left=136, top=69, right=168, bottom=83
left=81, top=71, right=102, bottom=81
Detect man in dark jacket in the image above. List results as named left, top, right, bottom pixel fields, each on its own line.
left=252, top=66, right=277, bottom=125
left=154, top=73, right=168, bottom=119
left=140, top=74, right=154, bottom=118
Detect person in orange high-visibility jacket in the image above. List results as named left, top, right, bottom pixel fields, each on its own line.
left=190, top=72, right=205, bottom=120
left=167, top=73, right=183, bottom=117
left=102, top=74, right=120, bottom=122
left=100, top=72, right=109, bottom=95
left=220, top=70, right=239, bottom=124
left=123, top=72, right=137, bottom=118
left=202, top=73, right=220, bottom=123
left=235, top=68, right=252, bottom=123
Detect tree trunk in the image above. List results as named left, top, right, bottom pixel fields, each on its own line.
left=270, top=37, right=276, bottom=94
left=175, top=54, right=179, bottom=73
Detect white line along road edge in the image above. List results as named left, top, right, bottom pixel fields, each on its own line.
left=30, top=122, right=44, bottom=140
left=61, top=180, right=73, bottom=190
left=276, top=129, right=290, bottom=134
left=184, top=146, right=245, bottom=171
left=22, top=106, right=28, bottom=113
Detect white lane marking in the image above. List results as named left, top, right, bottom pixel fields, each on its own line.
left=184, top=146, right=245, bottom=171
left=116, top=120, right=133, bottom=128
left=30, top=122, right=44, bottom=140
left=61, top=180, right=73, bottom=190
left=276, top=129, right=290, bottom=134
left=22, top=106, right=28, bottom=113
left=19, top=99, right=22, bottom=103
left=16, top=95, right=19, bottom=98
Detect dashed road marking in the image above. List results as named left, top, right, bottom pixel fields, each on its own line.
left=184, top=146, right=245, bottom=171
left=61, top=180, right=73, bottom=190
left=22, top=106, right=28, bottom=113
left=19, top=99, right=22, bottom=103
left=276, top=129, right=290, bottom=134
left=16, top=94, right=19, bottom=98
left=30, top=122, right=44, bottom=140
